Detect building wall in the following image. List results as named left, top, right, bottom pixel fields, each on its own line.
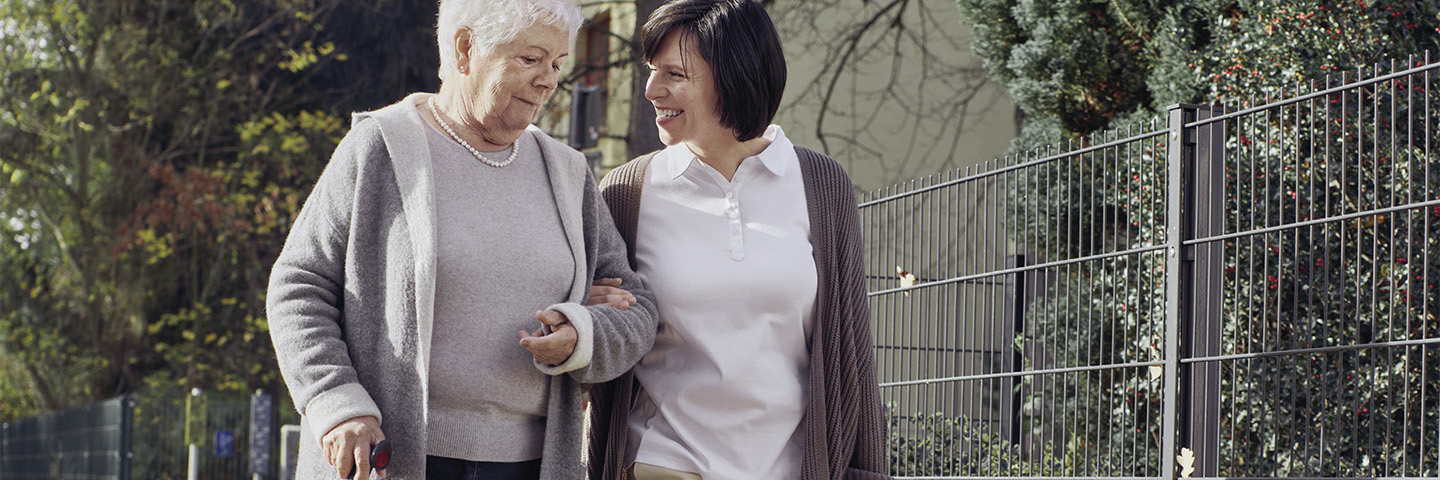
left=769, top=0, right=1018, bottom=192
left=541, top=0, right=1017, bottom=192
left=537, top=2, right=639, bottom=175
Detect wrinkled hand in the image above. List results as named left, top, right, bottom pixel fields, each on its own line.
left=323, top=415, right=386, bottom=479
left=586, top=277, right=636, bottom=309
left=518, top=310, right=578, bottom=365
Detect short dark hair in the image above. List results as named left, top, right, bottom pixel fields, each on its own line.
left=641, top=0, right=786, bottom=142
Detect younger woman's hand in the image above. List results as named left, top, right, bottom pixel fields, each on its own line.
left=586, top=277, right=636, bottom=309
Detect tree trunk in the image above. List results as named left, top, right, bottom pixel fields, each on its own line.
left=25, top=363, right=60, bottom=411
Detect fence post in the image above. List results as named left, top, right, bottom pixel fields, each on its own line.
left=121, top=396, right=134, bottom=480
left=250, top=389, right=274, bottom=480
left=1180, top=106, right=1226, bottom=477
left=1000, top=254, right=1026, bottom=444
left=187, top=388, right=202, bottom=480
left=1162, top=104, right=1199, bottom=480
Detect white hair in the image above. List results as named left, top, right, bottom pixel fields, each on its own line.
left=437, top=0, right=584, bottom=81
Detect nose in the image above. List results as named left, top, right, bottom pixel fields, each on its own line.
left=644, top=70, right=663, bottom=102
left=536, top=65, right=558, bottom=91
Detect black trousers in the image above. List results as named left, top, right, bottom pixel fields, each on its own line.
left=425, top=456, right=542, bottom=480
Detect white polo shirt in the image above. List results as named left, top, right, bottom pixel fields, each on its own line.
left=626, top=125, right=819, bottom=479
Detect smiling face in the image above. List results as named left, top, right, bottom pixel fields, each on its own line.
left=454, top=22, right=569, bottom=142
left=644, top=30, right=730, bottom=149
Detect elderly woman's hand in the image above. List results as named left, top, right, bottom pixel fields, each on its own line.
left=323, top=415, right=386, bottom=480
left=587, top=277, right=637, bottom=309
left=518, top=310, right=577, bottom=365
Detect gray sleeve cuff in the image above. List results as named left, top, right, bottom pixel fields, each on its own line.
left=303, top=383, right=382, bottom=445
left=535, top=302, right=594, bottom=375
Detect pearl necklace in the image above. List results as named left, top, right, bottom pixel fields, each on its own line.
left=428, top=96, right=518, bottom=168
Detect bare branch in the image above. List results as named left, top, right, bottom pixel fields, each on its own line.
left=773, top=0, right=1003, bottom=185
left=812, top=0, right=907, bottom=154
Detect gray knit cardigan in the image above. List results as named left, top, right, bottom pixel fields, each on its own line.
left=586, top=147, right=891, bottom=480
left=267, top=93, right=658, bottom=480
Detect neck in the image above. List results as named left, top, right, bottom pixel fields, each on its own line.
left=686, top=134, right=772, bottom=181
left=430, top=91, right=522, bottom=151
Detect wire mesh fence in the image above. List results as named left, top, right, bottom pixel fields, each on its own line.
left=1, top=390, right=298, bottom=479
left=863, top=120, right=1172, bottom=478
left=0, top=396, right=131, bottom=479
left=1188, top=54, right=1440, bottom=478
left=864, top=53, right=1440, bottom=479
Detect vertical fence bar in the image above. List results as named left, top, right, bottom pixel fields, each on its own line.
left=1290, top=93, right=1306, bottom=474
left=1260, top=101, right=1275, bottom=476
left=1350, top=67, right=1363, bottom=475
left=1371, top=59, right=1382, bottom=475
left=1382, top=58, right=1394, bottom=478
left=1239, top=99, right=1255, bottom=478
left=1035, top=148, right=1049, bottom=472
left=1302, top=79, right=1318, bottom=477
left=1416, top=48, right=1428, bottom=475
left=1401, top=54, right=1415, bottom=477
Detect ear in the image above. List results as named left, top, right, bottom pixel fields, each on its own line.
left=453, top=27, right=473, bottom=71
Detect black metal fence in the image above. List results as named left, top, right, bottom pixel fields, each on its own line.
left=863, top=54, right=1440, bottom=479
left=1, top=391, right=298, bottom=479
left=0, top=397, right=132, bottom=479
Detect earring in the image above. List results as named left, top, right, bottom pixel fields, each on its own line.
left=459, top=65, right=468, bottom=74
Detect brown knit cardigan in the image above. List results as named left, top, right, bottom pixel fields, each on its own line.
left=587, top=147, right=891, bottom=480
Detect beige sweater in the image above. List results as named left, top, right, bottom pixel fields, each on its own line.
left=587, top=146, right=891, bottom=480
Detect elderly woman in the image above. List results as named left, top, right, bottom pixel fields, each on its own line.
left=586, top=0, right=889, bottom=479
left=266, top=0, right=656, bottom=479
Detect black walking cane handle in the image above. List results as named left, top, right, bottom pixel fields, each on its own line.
left=346, top=439, right=392, bottom=479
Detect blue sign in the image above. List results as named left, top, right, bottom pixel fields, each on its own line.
left=250, top=393, right=274, bottom=474
left=215, top=430, right=234, bottom=457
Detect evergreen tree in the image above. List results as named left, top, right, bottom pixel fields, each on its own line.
left=958, top=0, right=1440, bottom=143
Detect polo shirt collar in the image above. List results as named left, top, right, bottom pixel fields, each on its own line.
left=656, top=125, right=793, bottom=180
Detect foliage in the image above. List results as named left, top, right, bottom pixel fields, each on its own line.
left=958, top=0, right=1440, bottom=142
left=958, top=0, right=1161, bottom=135
left=998, top=116, right=1170, bottom=478
left=1209, top=68, right=1440, bottom=476
left=0, top=0, right=437, bottom=419
left=1014, top=252, right=1170, bottom=476
left=887, top=404, right=1130, bottom=477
